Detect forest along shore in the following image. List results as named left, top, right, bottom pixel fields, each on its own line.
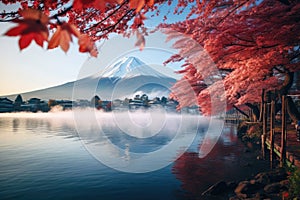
left=199, top=122, right=300, bottom=200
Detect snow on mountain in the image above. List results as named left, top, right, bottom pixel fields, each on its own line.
left=100, top=56, right=170, bottom=79
left=4, top=57, right=178, bottom=100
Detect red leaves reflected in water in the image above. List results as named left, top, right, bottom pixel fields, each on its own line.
left=172, top=126, right=265, bottom=197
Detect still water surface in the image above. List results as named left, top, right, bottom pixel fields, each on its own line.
left=0, top=111, right=267, bottom=200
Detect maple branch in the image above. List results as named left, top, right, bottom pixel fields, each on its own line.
left=0, top=11, right=19, bottom=22
left=0, top=18, right=15, bottom=22
left=0, top=11, right=19, bottom=17
left=218, top=68, right=234, bottom=72
left=225, top=43, right=255, bottom=48
left=49, top=5, right=73, bottom=20
left=83, top=1, right=129, bottom=32
left=290, top=48, right=300, bottom=61
left=273, top=66, right=286, bottom=74
left=259, top=44, right=279, bottom=49
left=233, top=105, right=249, bottom=118
left=232, top=34, right=254, bottom=44
left=215, top=0, right=249, bottom=25
left=94, top=9, right=134, bottom=38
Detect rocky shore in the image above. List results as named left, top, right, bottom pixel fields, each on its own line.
left=201, top=122, right=298, bottom=200
left=202, top=168, right=289, bottom=199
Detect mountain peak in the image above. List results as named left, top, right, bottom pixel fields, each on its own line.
left=100, top=56, right=167, bottom=79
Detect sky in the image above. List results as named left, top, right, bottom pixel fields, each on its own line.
left=0, top=2, right=188, bottom=97
left=0, top=23, right=89, bottom=96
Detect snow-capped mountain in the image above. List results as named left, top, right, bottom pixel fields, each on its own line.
left=5, top=57, right=178, bottom=100
left=100, top=56, right=169, bottom=79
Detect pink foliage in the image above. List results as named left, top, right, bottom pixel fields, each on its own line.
left=161, top=0, right=300, bottom=115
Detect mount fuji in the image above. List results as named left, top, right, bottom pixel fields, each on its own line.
left=5, top=57, right=178, bottom=100
left=100, top=56, right=168, bottom=79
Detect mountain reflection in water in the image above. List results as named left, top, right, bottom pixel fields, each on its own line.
left=0, top=112, right=268, bottom=200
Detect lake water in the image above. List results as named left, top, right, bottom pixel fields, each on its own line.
left=0, top=110, right=268, bottom=200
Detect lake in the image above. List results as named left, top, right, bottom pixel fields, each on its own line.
left=0, top=110, right=268, bottom=200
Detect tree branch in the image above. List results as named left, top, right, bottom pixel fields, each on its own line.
left=233, top=105, right=249, bottom=118
left=273, top=66, right=286, bottom=73
left=83, top=1, right=129, bottom=32
left=94, top=9, right=134, bottom=38
left=49, top=5, right=73, bottom=19
left=0, top=11, right=19, bottom=22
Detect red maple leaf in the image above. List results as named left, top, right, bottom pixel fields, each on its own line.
left=129, top=0, right=154, bottom=13
left=129, top=0, right=145, bottom=13
left=4, top=9, right=49, bottom=50
left=135, top=30, right=145, bottom=51
left=78, top=34, right=98, bottom=57
left=48, top=23, right=81, bottom=53
left=73, top=0, right=123, bottom=12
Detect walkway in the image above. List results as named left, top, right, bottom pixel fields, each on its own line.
left=265, top=123, right=300, bottom=168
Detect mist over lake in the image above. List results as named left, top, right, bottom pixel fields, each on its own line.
left=0, top=110, right=266, bottom=199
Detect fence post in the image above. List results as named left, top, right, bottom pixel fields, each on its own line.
left=270, top=100, right=275, bottom=169
left=280, top=95, right=287, bottom=167
left=262, top=102, right=267, bottom=159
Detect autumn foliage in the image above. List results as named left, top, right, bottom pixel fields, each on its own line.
left=4, top=9, right=49, bottom=50
left=1, top=0, right=158, bottom=56
left=1, top=0, right=300, bottom=117
left=161, top=0, right=300, bottom=116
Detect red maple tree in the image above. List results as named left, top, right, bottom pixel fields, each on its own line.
left=1, top=0, right=300, bottom=120
left=1, top=0, right=160, bottom=56
left=161, top=0, right=300, bottom=120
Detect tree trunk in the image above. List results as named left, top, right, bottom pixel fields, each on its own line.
left=245, top=103, right=260, bottom=122
left=279, top=71, right=294, bottom=96
left=276, top=70, right=299, bottom=122
left=286, top=96, right=300, bottom=123
left=258, top=89, right=265, bottom=122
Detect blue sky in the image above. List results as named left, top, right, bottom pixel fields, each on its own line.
left=0, top=1, right=189, bottom=97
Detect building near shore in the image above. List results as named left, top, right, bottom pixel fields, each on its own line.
left=0, top=98, right=14, bottom=113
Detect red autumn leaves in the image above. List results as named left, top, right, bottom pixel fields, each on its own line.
left=72, top=0, right=154, bottom=13
left=48, top=23, right=80, bottom=53
left=4, top=0, right=155, bottom=57
left=4, top=9, right=98, bottom=57
left=129, top=0, right=155, bottom=13
left=4, top=9, right=49, bottom=51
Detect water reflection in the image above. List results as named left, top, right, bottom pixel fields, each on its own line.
left=0, top=111, right=209, bottom=173
left=0, top=113, right=78, bottom=141
left=172, top=124, right=268, bottom=199
left=0, top=112, right=269, bottom=200
left=12, top=118, right=20, bottom=132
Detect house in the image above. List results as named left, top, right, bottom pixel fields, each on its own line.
left=129, top=100, right=149, bottom=110
left=24, top=98, right=49, bottom=112
left=56, top=100, right=74, bottom=110
left=14, top=94, right=24, bottom=111
left=0, top=98, right=14, bottom=112
left=74, top=99, right=90, bottom=107
left=28, top=98, right=41, bottom=104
